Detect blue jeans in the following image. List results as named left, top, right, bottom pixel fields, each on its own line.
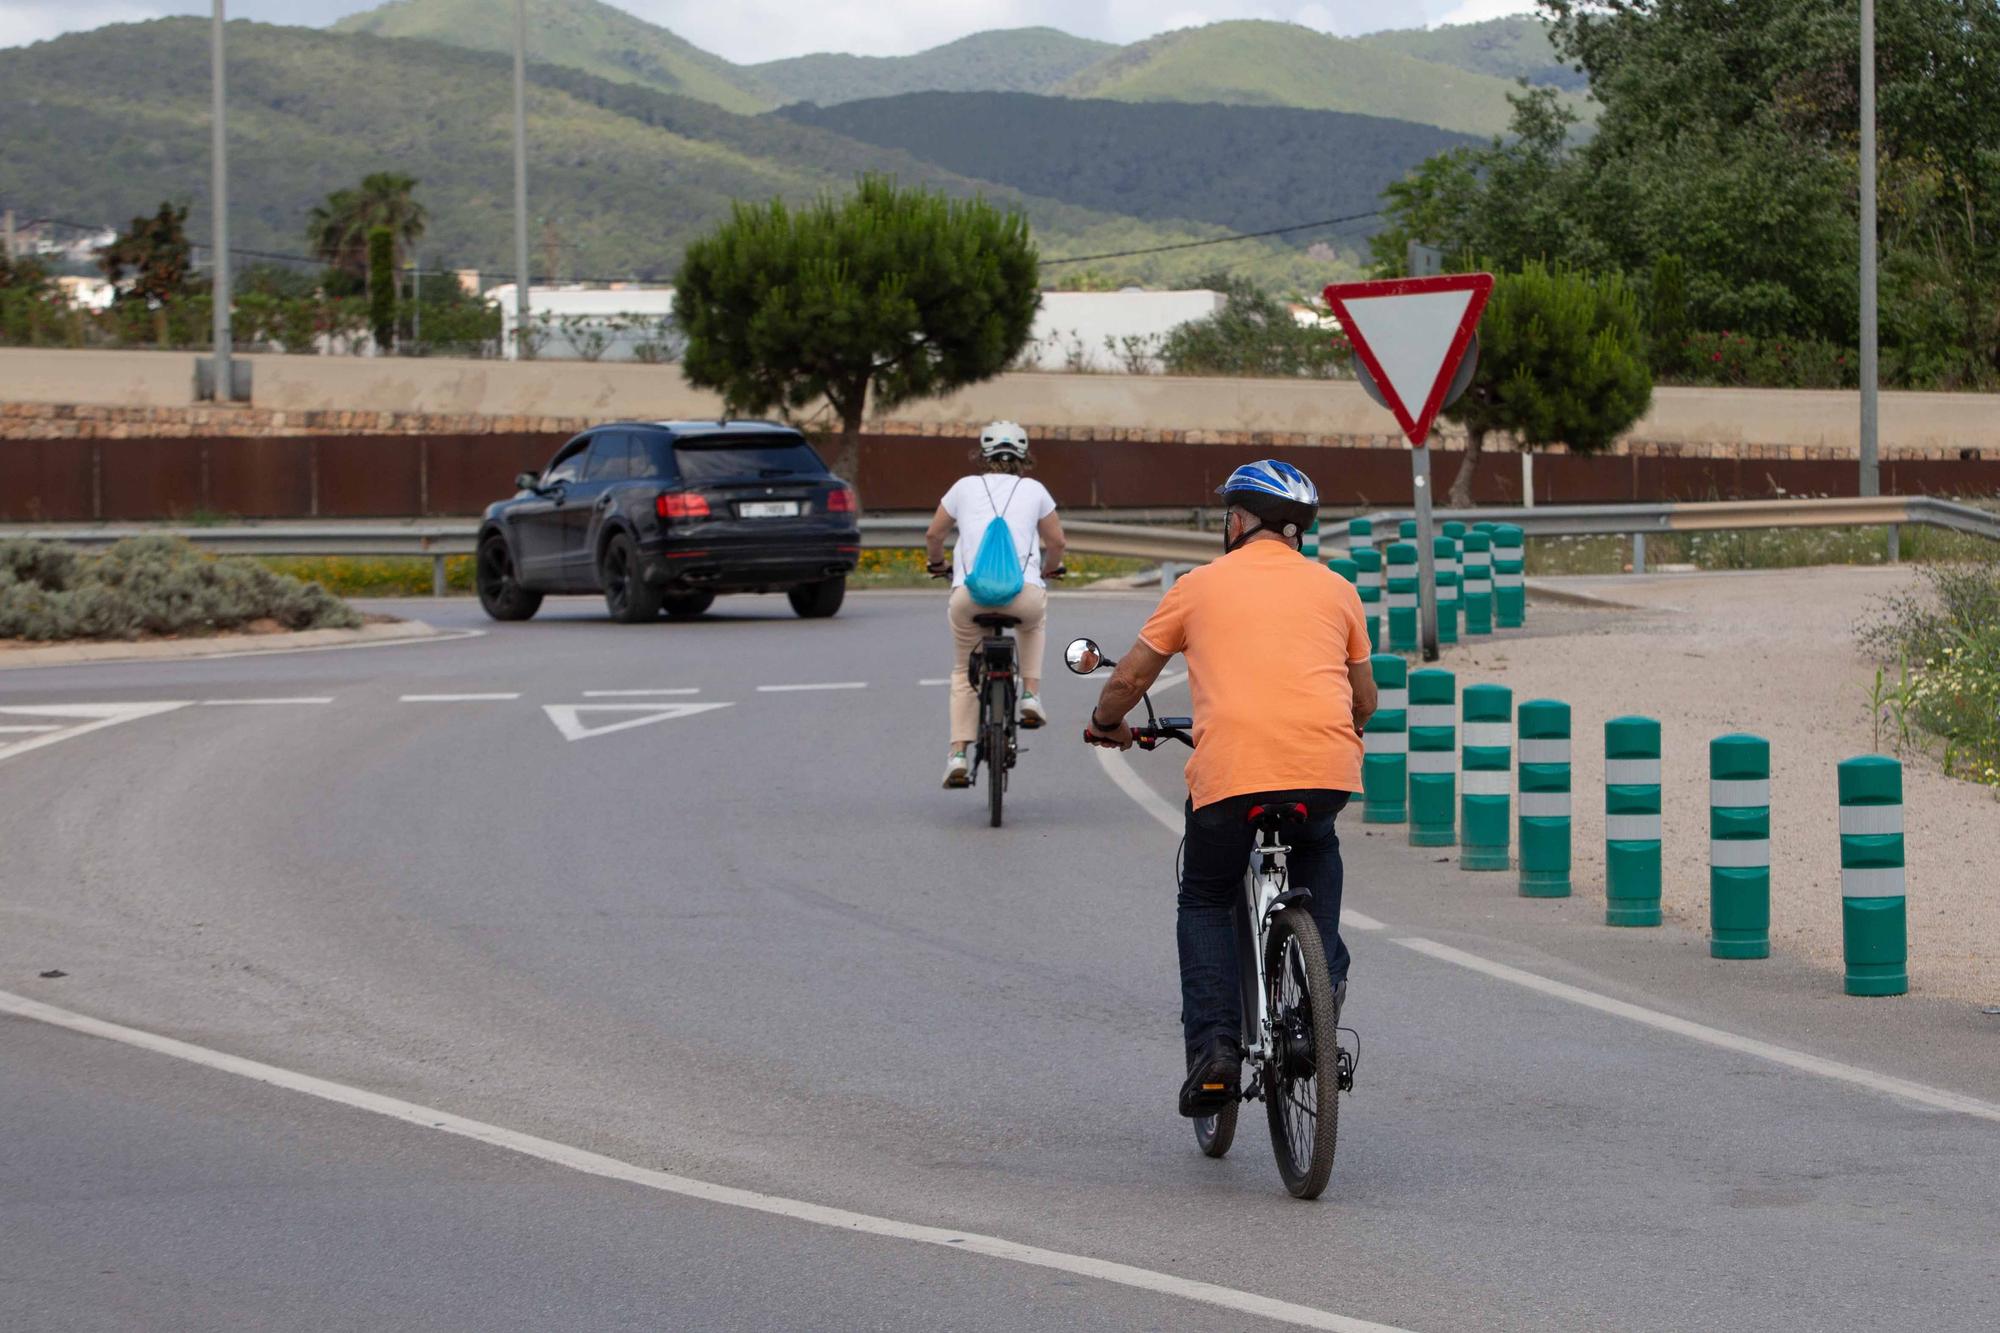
left=1178, top=789, right=1351, bottom=1056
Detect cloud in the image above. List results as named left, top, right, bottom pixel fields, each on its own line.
left=1432, top=0, right=1538, bottom=25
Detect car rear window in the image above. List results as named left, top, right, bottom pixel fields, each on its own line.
left=671, top=434, right=825, bottom=483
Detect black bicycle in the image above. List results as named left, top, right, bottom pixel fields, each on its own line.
left=932, top=565, right=1061, bottom=829
left=1068, top=636, right=1356, bottom=1200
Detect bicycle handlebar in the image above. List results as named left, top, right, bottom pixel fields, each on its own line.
left=1128, top=717, right=1194, bottom=750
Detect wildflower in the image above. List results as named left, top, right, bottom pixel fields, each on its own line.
left=1712, top=352, right=1723, bottom=362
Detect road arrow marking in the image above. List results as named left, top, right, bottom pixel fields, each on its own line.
left=542, top=701, right=733, bottom=742
left=0, top=701, right=192, bottom=766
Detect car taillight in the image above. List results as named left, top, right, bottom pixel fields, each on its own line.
left=825, top=486, right=856, bottom=514
left=656, top=492, right=710, bottom=519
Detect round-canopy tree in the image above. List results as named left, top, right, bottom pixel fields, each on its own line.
left=673, top=175, right=1040, bottom=490
left=1443, top=261, right=1653, bottom=507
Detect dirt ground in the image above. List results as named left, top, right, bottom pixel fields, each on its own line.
left=1445, top=566, right=1997, bottom=1006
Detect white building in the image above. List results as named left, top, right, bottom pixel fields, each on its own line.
left=486, top=284, right=679, bottom=362
left=1018, top=289, right=1226, bottom=373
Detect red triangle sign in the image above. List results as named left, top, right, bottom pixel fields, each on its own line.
left=1323, top=274, right=1493, bottom=448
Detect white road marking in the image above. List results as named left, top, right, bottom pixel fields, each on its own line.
left=757, top=682, right=867, bottom=693
left=0, top=702, right=191, bottom=766
left=1342, top=911, right=1387, bottom=932
left=0, top=724, right=62, bottom=733
left=1396, top=937, right=2000, bottom=1125
left=0, top=990, right=1408, bottom=1333
left=400, top=693, right=521, bottom=702
left=919, top=678, right=952, bottom=687
left=582, top=688, right=701, bottom=697
left=543, top=702, right=733, bottom=742
left=198, top=697, right=334, bottom=706
left=22, top=626, right=487, bottom=670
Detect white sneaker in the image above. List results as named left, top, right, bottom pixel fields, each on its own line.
left=942, top=747, right=970, bottom=789
left=1019, top=692, right=1047, bottom=729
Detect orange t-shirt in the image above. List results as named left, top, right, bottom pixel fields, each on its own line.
left=1138, top=539, right=1372, bottom=809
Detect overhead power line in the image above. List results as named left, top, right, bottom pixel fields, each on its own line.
left=1041, top=210, right=1384, bottom=266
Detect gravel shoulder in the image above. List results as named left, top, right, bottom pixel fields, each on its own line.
left=1456, top=566, right=1997, bottom=1005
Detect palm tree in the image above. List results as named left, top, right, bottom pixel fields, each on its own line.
left=307, top=173, right=428, bottom=282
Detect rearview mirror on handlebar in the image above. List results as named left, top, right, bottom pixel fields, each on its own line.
left=1065, top=637, right=1108, bottom=674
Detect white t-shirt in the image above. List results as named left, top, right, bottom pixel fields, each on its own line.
left=942, top=474, right=1058, bottom=589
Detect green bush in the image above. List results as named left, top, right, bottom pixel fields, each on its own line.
left=0, top=536, right=360, bottom=642
left=1673, top=331, right=1857, bottom=389
left=1859, top=557, right=2000, bottom=792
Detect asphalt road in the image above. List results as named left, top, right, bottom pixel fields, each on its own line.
left=3, top=590, right=1996, bottom=1332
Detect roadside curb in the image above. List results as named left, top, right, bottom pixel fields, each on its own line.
left=1524, top=580, right=1642, bottom=610
left=0, top=619, right=441, bottom=670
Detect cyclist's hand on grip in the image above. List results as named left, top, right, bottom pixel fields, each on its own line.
left=1043, top=564, right=1067, bottom=580
left=1083, top=717, right=1134, bottom=751
left=926, top=559, right=951, bottom=579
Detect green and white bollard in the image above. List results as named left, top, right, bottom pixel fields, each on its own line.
left=1605, top=716, right=1663, bottom=927
left=1493, top=523, right=1525, bottom=629
left=1710, top=734, right=1772, bottom=959
left=1517, top=700, right=1572, bottom=897
left=1839, top=756, right=1908, bottom=996
left=1461, top=530, right=1494, bottom=636
left=1442, top=519, right=1467, bottom=564
left=1328, top=556, right=1359, bottom=589
left=1363, top=653, right=1408, bottom=824
left=1461, top=683, right=1513, bottom=870
left=1348, top=517, right=1374, bottom=556
left=1399, top=519, right=1418, bottom=542
left=1473, top=521, right=1497, bottom=536
left=1303, top=519, right=1320, bottom=560
left=1432, top=535, right=1460, bottom=646
left=1408, top=668, right=1457, bottom=847
left=1352, top=546, right=1383, bottom=653
left=1386, top=541, right=1419, bottom=653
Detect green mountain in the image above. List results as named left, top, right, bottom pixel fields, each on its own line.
left=752, top=28, right=1116, bottom=107
left=1059, top=20, right=1584, bottom=137
left=0, top=19, right=1309, bottom=287
left=1356, top=15, right=1587, bottom=94
left=332, top=0, right=776, bottom=114
left=782, top=93, right=1476, bottom=238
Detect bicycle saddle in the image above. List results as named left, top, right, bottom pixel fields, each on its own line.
left=972, top=613, right=1022, bottom=629
left=1245, top=802, right=1310, bottom=831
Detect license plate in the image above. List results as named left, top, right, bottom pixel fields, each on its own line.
left=739, top=501, right=800, bottom=518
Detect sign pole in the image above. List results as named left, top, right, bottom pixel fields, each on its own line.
left=1412, top=445, right=1440, bottom=661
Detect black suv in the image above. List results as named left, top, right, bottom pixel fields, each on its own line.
left=475, top=421, right=861, bottom=623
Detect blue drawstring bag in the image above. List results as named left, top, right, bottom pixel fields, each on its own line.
left=965, top=477, right=1027, bottom=607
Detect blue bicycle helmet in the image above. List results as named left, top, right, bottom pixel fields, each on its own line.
left=1216, top=460, right=1319, bottom=549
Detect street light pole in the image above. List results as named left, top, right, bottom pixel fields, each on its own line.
left=210, top=0, right=234, bottom=400
left=1858, top=0, right=1879, bottom=497
left=512, top=0, right=531, bottom=360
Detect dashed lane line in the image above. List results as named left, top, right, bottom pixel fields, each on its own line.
left=399, top=693, right=522, bottom=702
left=0, top=702, right=192, bottom=766
left=757, top=682, right=868, bottom=693
left=919, top=678, right=951, bottom=687
left=0, top=724, right=63, bottom=733
left=0, top=990, right=1410, bottom=1333
left=582, top=688, right=701, bottom=697
left=198, top=698, right=335, bottom=706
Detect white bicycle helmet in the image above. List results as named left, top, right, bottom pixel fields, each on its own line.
left=1216, top=459, right=1319, bottom=550
left=979, top=420, right=1030, bottom=462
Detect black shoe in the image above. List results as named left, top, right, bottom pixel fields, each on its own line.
left=1178, top=1036, right=1243, bottom=1118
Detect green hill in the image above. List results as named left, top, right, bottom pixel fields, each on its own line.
left=752, top=28, right=1115, bottom=107
left=1356, top=15, right=1587, bottom=93
left=782, top=93, right=1475, bottom=238
left=1059, top=20, right=1585, bottom=136
left=332, top=0, right=776, bottom=114
left=0, top=19, right=1309, bottom=287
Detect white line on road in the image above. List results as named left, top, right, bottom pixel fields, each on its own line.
left=0, top=990, right=1408, bottom=1333
left=0, top=724, right=63, bottom=733
left=0, top=702, right=191, bottom=766
left=582, top=689, right=701, bottom=697
left=757, top=682, right=867, bottom=693
left=919, top=678, right=951, bottom=687
left=198, top=698, right=335, bottom=706
left=1395, top=937, right=2000, bottom=1126
left=399, top=693, right=521, bottom=702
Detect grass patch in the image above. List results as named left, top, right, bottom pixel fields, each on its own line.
left=851, top=548, right=1150, bottom=589
left=1857, top=557, right=2000, bottom=794
left=1525, top=524, right=1998, bottom=576
left=254, top=555, right=475, bottom=597
left=0, top=537, right=360, bottom=642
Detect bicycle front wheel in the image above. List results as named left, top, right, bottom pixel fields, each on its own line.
left=1263, top=907, right=1340, bottom=1199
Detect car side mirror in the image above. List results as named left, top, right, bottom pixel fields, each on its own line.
left=1065, top=638, right=1109, bottom=674
left=514, top=472, right=542, bottom=495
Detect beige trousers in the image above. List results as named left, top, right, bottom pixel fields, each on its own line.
left=947, top=584, right=1048, bottom=745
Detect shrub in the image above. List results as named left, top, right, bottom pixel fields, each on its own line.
left=1673, top=331, right=1856, bottom=389
left=1858, top=557, right=2000, bottom=793
left=0, top=537, right=360, bottom=642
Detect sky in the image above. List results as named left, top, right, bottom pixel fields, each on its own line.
left=0, top=0, right=1537, bottom=61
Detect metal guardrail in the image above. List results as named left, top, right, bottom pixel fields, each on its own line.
left=6, top=495, right=1992, bottom=591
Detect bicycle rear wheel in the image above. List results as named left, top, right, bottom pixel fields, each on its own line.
left=1194, top=1100, right=1238, bottom=1158
left=983, top=682, right=1008, bottom=828
left=1263, top=907, right=1340, bottom=1199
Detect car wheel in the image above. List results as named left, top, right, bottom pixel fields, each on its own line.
left=787, top=575, right=845, bottom=619
left=660, top=591, right=715, bottom=620
left=600, top=533, right=663, bottom=624
left=476, top=535, right=543, bottom=622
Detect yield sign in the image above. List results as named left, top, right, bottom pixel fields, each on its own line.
left=1323, top=274, right=1493, bottom=447
left=542, top=701, right=732, bottom=742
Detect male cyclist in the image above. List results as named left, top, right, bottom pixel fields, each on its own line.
left=1084, top=461, right=1376, bottom=1117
